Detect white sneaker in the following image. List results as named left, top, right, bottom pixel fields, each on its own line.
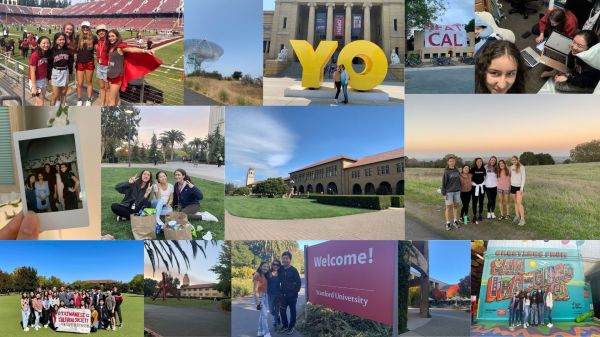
left=85, top=99, right=92, bottom=106
left=265, top=333, right=272, bottom=337
left=491, top=213, right=496, bottom=219
left=44, top=324, right=48, bottom=328
left=197, top=211, right=218, bottom=222
left=518, top=219, right=526, bottom=226
left=486, top=212, right=491, bottom=219
left=76, top=100, right=83, bottom=106
left=547, top=323, right=553, bottom=328
left=112, top=326, right=116, bottom=331
left=24, top=327, right=29, bottom=332
left=35, top=326, right=39, bottom=331
left=524, top=323, right=528, bottom=328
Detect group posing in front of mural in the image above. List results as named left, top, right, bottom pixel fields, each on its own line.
left=19, top=286, right=124, bottom=332
left=24, top=163, right=80, bottom=213
left=253, top=251, right=302, bottom=337
left=440, top=155, right=526, bottom=230
left=507, top=288, right=554, bottom=330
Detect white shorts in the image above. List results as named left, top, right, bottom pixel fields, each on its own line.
left=29, top=78, right=47, bottom=90
left=51, top=68, right=69, bottom=87
left=96, top=64, right=108, bottom=81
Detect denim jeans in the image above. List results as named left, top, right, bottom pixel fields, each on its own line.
left=21, top=310, right=29, bottom=329
left=342, top=83, right=349, bottom=103
left=256, top=293, right=270, bottom=336
left=508, top=307, right=514, bottom=326
left=268, top=293, right=281, bottom=325
left=538, top=303, right=544, bottom=324
left=530, top=305, right=538, bottom=325
left=547, top=306, right=552, bottom=323
left=280, top=293, right=298, bottom=329
left=523, top=306, right=530, bottom=325
left=34, top=310, right=41, bottom=328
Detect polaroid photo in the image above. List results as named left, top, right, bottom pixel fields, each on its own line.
left=12, top=125, right=88, bottom=231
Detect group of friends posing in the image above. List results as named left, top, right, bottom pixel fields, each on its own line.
left=110, top=168, right=205, bottom=221
left=253, top=251, right=302, bottom=337
left=475, top=8, right=600, bottom=94
left=28, top=21, right=156, bottom=106
left=19, top=286, right=124, bottom=332
left=441, top=155, right=526, bottom=230
left=24, top=162, right=80, bottom=213
left=507, top=288, right=554, bottom=330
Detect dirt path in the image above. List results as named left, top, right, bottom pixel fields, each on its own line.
left=405, top=200, right=537, bottom=240
left=225, top=208, right=404, bottom=240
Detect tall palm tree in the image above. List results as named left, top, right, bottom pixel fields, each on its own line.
left=144, top=240, right=218, bottom=276
left=188, top=137, right=204, bottom=161
left=160, top=129, right=186, bottom=161
left=255, top=241, right=298, bottom=262
left=159, top=136, right=170, bottom=160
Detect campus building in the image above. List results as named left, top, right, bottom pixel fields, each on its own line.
left=287, top=148, right=404, bottom=195
left=264, top=0, right=404, bottom=61
left=209, top=106, right=224, bottom=135
left=411, top=31, right=475, bottom=61
left=179, top=283, right=225, bottom=299
left=475, top=241, right=600, bottom=322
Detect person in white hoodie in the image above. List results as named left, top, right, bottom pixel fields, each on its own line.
left=484, top=156, right=499, bottom=219
left=510, top=155, right=526, bottom=226
left=545, top=289, right=554, bottom=328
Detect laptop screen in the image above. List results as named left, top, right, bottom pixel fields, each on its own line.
left=545, top=31, right=572, bottom=54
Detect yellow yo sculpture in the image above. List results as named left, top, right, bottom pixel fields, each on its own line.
left=290, top=40, right=388, bottom=91
left=337, top=40, right=388, bottom=91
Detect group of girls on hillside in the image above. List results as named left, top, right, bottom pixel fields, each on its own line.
left=110, top=168, right=217, bottom=222
left=29, top=21, right=158, bottom=106
left=474, top=8, right=600, bottom=94
left=24, top=162, right=80, bottom=213
left=441, top=155, right=526, bottom=230
left=20, top=286, right=124, bottom=332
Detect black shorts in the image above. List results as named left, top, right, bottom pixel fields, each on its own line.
left=510, top=185, right=522, bottom=194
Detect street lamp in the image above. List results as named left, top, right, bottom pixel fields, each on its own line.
left=124, top=109, right=134, bottom=168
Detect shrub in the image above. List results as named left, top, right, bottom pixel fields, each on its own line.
left=231, top=278, right=253, bottom=297
left=231, top=266, right=255, bottom=279
left=218, top=89, right=230, bottom=102
left=221, top=299, right=231, bottom=311
left=296, top=303, right=391, bottom=337
left=236, top=96, right=253, bottom=106
left=193, top=82, right=200, bottom=92
left=391, top=195, right=404, bottom=208
left=309, top=195, right=391, bottom=210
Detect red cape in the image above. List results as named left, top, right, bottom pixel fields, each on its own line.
left=121, top=49, right=162, bottom=92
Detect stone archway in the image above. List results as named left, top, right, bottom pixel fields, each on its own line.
left=316, top=183, right=324, bottom=194
left=365, top=182, right=375, bottom=195
left=307, top=184, right=313, bottom=193
left=352, top=183, right=362, bottom=195
left=326, top=182, right=338, bottom=195
left=396, top=180, right=404, bottom=195
left=299, top=185, right=305, bottom=194
left=378, top=181, right=392, bottom=195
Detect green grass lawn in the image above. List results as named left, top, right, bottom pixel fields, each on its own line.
left=225, top=196, right=374, bottom=220
left=154, top=40, right=183, bottom=68
left=101, top=168, right=224, bottom=240
left=0, top=294, right=144, bottom=336
left=144, top=297, right=216, bottom=308
left=406, top=162, right=600, bottom=238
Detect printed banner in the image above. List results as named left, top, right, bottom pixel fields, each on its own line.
left=424, top=24, right=467, bottom=48
left=316, top=12, right=326, bottom=34
left=334, top=14, right=344, bottom=37
left=306, top=240, right=396, bottom=326
left=352, top=14, right=362, bottom=36
left=56, top=308, right=91, bottom=334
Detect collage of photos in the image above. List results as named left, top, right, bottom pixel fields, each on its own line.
left=0, top=0, right=599, bottom=337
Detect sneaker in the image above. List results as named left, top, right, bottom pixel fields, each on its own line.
left=35, top=327, right=39, bottom=331
left=487, top=212, right=491, bottom=219
left=24, top=327, right=29, bottom=332
left=264, top=333, right=272, bottom=337
left=524, top=323, right=528, bottom=328
left=491, top=213, right=496, bottom=219
left=116, top=216, right=121, bottom=222
left=453, top=220, right=460, bottom=229
left=44, top=324, right=48, bottom=328
left=76, top=100, right=83, bottom=106
left=518, top=219, right=526, bottom=226
left=334, top=99, right=338, bottom=103
left=112, top=326, right=116, bottom=331
left=547, top=323, right=553, bottom=328
left=286, top=327, right=295, bottom=335
left=86, top=99, right=92, bottom=106
left=513, top=215, right=520, bottom=223
left=446, top=223, right=452, bottom=231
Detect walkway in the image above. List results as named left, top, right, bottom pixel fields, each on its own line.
left=184, top=88, right=221, bottom=105
left=101, top=162, right=224, bottom=183
left=145, top=302, right=230, bottom=337
left=225, top=208, right=404, bottom=240
left=403, top=308, right=470, bottom=337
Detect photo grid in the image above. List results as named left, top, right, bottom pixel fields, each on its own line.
left=0, top=0, right=599, bottom=336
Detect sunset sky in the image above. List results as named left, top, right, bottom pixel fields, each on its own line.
left=136, top=106, right=210, bottom=146
left=406, top=95, right=600, bottom=159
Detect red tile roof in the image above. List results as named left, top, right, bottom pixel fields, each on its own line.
left=180, top=283, right=217, bottom=290
left=76, top=280, right=120, bottom=284
left=289, top=155, right=356, bottom=174
left=345, top=148, right=405, bottom=168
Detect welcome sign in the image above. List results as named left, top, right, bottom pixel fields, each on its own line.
left=306, top=240, right=397, bottom=326
left=477, top=241, right=592, bottom=322
left=56, top=308, right=91, bottom=334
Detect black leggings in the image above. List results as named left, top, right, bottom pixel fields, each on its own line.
left=111, top=203, right=134, bottom=220
left=334, top=81, right=342, bottom=99
left=485, top=186, right=497, bottom=212
left=460, top=191, right=471, bottom=218
left=472, top=189, right=485, bottom=217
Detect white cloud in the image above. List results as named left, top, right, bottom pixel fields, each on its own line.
left=227, top=110, right=296, bottom=178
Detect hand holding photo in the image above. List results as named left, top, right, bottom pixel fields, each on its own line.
left=12, top=125, right=88, bottom=231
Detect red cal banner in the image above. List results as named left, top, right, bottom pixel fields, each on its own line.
left=306, top=240, right=396, bottom=326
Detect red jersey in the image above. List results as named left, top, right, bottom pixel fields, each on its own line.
left=96, top=38, right=109, bottom=65
left=29, top=50, right=48, bottom=80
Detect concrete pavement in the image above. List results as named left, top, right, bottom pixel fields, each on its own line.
left=101, top=161, right=224, bottom=183
left=145, top=302, right=231, bottom=337
left=403, top=308, right=470, bottom=337
left=184, top=88, right=221, bottom=105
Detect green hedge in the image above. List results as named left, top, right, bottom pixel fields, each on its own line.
left=221, top=299, right=231, bottom=311
left=308, top=195, right=391, bottom=210
left=391, top=195, right=404, bottom=208
left=231, top=278, right=253, bottom=298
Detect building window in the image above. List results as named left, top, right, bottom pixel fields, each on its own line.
left=396, top=162, right=405, bottom=173
left=283, top=17, right=287, bottom=29
left=365, top=168, right=372, bottom=177
left=393, top=19, right=397, bottom=31
left=424, top=53, right=430, bottom=59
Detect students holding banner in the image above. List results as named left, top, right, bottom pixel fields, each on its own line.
left=279, top=251, right=301, bottom=335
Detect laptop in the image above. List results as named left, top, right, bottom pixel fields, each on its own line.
left=539, top=31, right=572, bottom=73
left=521, top=47, right=541, bottom=68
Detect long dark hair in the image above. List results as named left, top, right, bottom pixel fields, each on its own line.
left=575, top=30, right=599, bottom=50
left=475, top=40, right=527, bottom=94
left=105, top=29, right=123, bottom=62
left=52, top=32, right=68, bottom=50
left=175, top=168, right=193, bottom=184
left=155, top=170, right=167, bottom=181
left=34, top=36, right=50, bottom=58
left=136, top=169, right=153, bottom=188
left=548, top=8, right=567, bottom=32
left=25, top=174, right=36, bottom=189
left=472, top=157, right=484, bottom=170
left=256, top=261, right=269, bottom=277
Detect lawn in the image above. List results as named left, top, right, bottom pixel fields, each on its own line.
left=101, top=168, right=224, bottom=240
left=0, top=294, right=144, bottom=336
left=144, top=297, right=216, bottom=308
left=225, top=196, right=374, bottom=220
left=406, top=162, right=600, bottom=238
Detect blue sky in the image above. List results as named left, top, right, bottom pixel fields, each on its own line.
left=437, top=0, right=473, bottom=25
left=225, top=106, right=404, bottom=185
left=144, top=241, right=223, bottom=285
left=185, top=0, right=263, bottom=77
left=263, top=0, right=274, bottom=10
left=0, top=241, right=142, bottom=283
left=427, top=240, right=470, bottom=284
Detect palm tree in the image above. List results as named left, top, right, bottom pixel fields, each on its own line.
left=159, top=136, right=171, bottom=161
left=160, top=129, right=186, bottom=161
left=188, top=137, right=204, bottom=161
left=144, top=240, right=217, bottom=276
left=255, top=241, right=298, bottom=262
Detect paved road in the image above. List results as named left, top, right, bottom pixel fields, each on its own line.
left=405, top=66, right=474, bottom=94
left=145, top=302, right=231, bottom=337
left=225, top=208, right=404, bottom=240
left=411, top=308, right=470, bottom=337
left=232, top=280, right=306, bottom=337
left=101, top=162, right=224, bottom=183
left=184, top=88, right=221, bottom=105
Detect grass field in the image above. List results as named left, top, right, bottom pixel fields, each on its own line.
left=406, top=163, right=600, bottom=238
left=101, top=168, right=224, bottom=240
left=185, top=76, right=262, bottom=106
left=144, top=297, right=216, bottom=308
left=0, top=294, right=144, bottom=336
left=225, top=196, right=374, bottom=219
